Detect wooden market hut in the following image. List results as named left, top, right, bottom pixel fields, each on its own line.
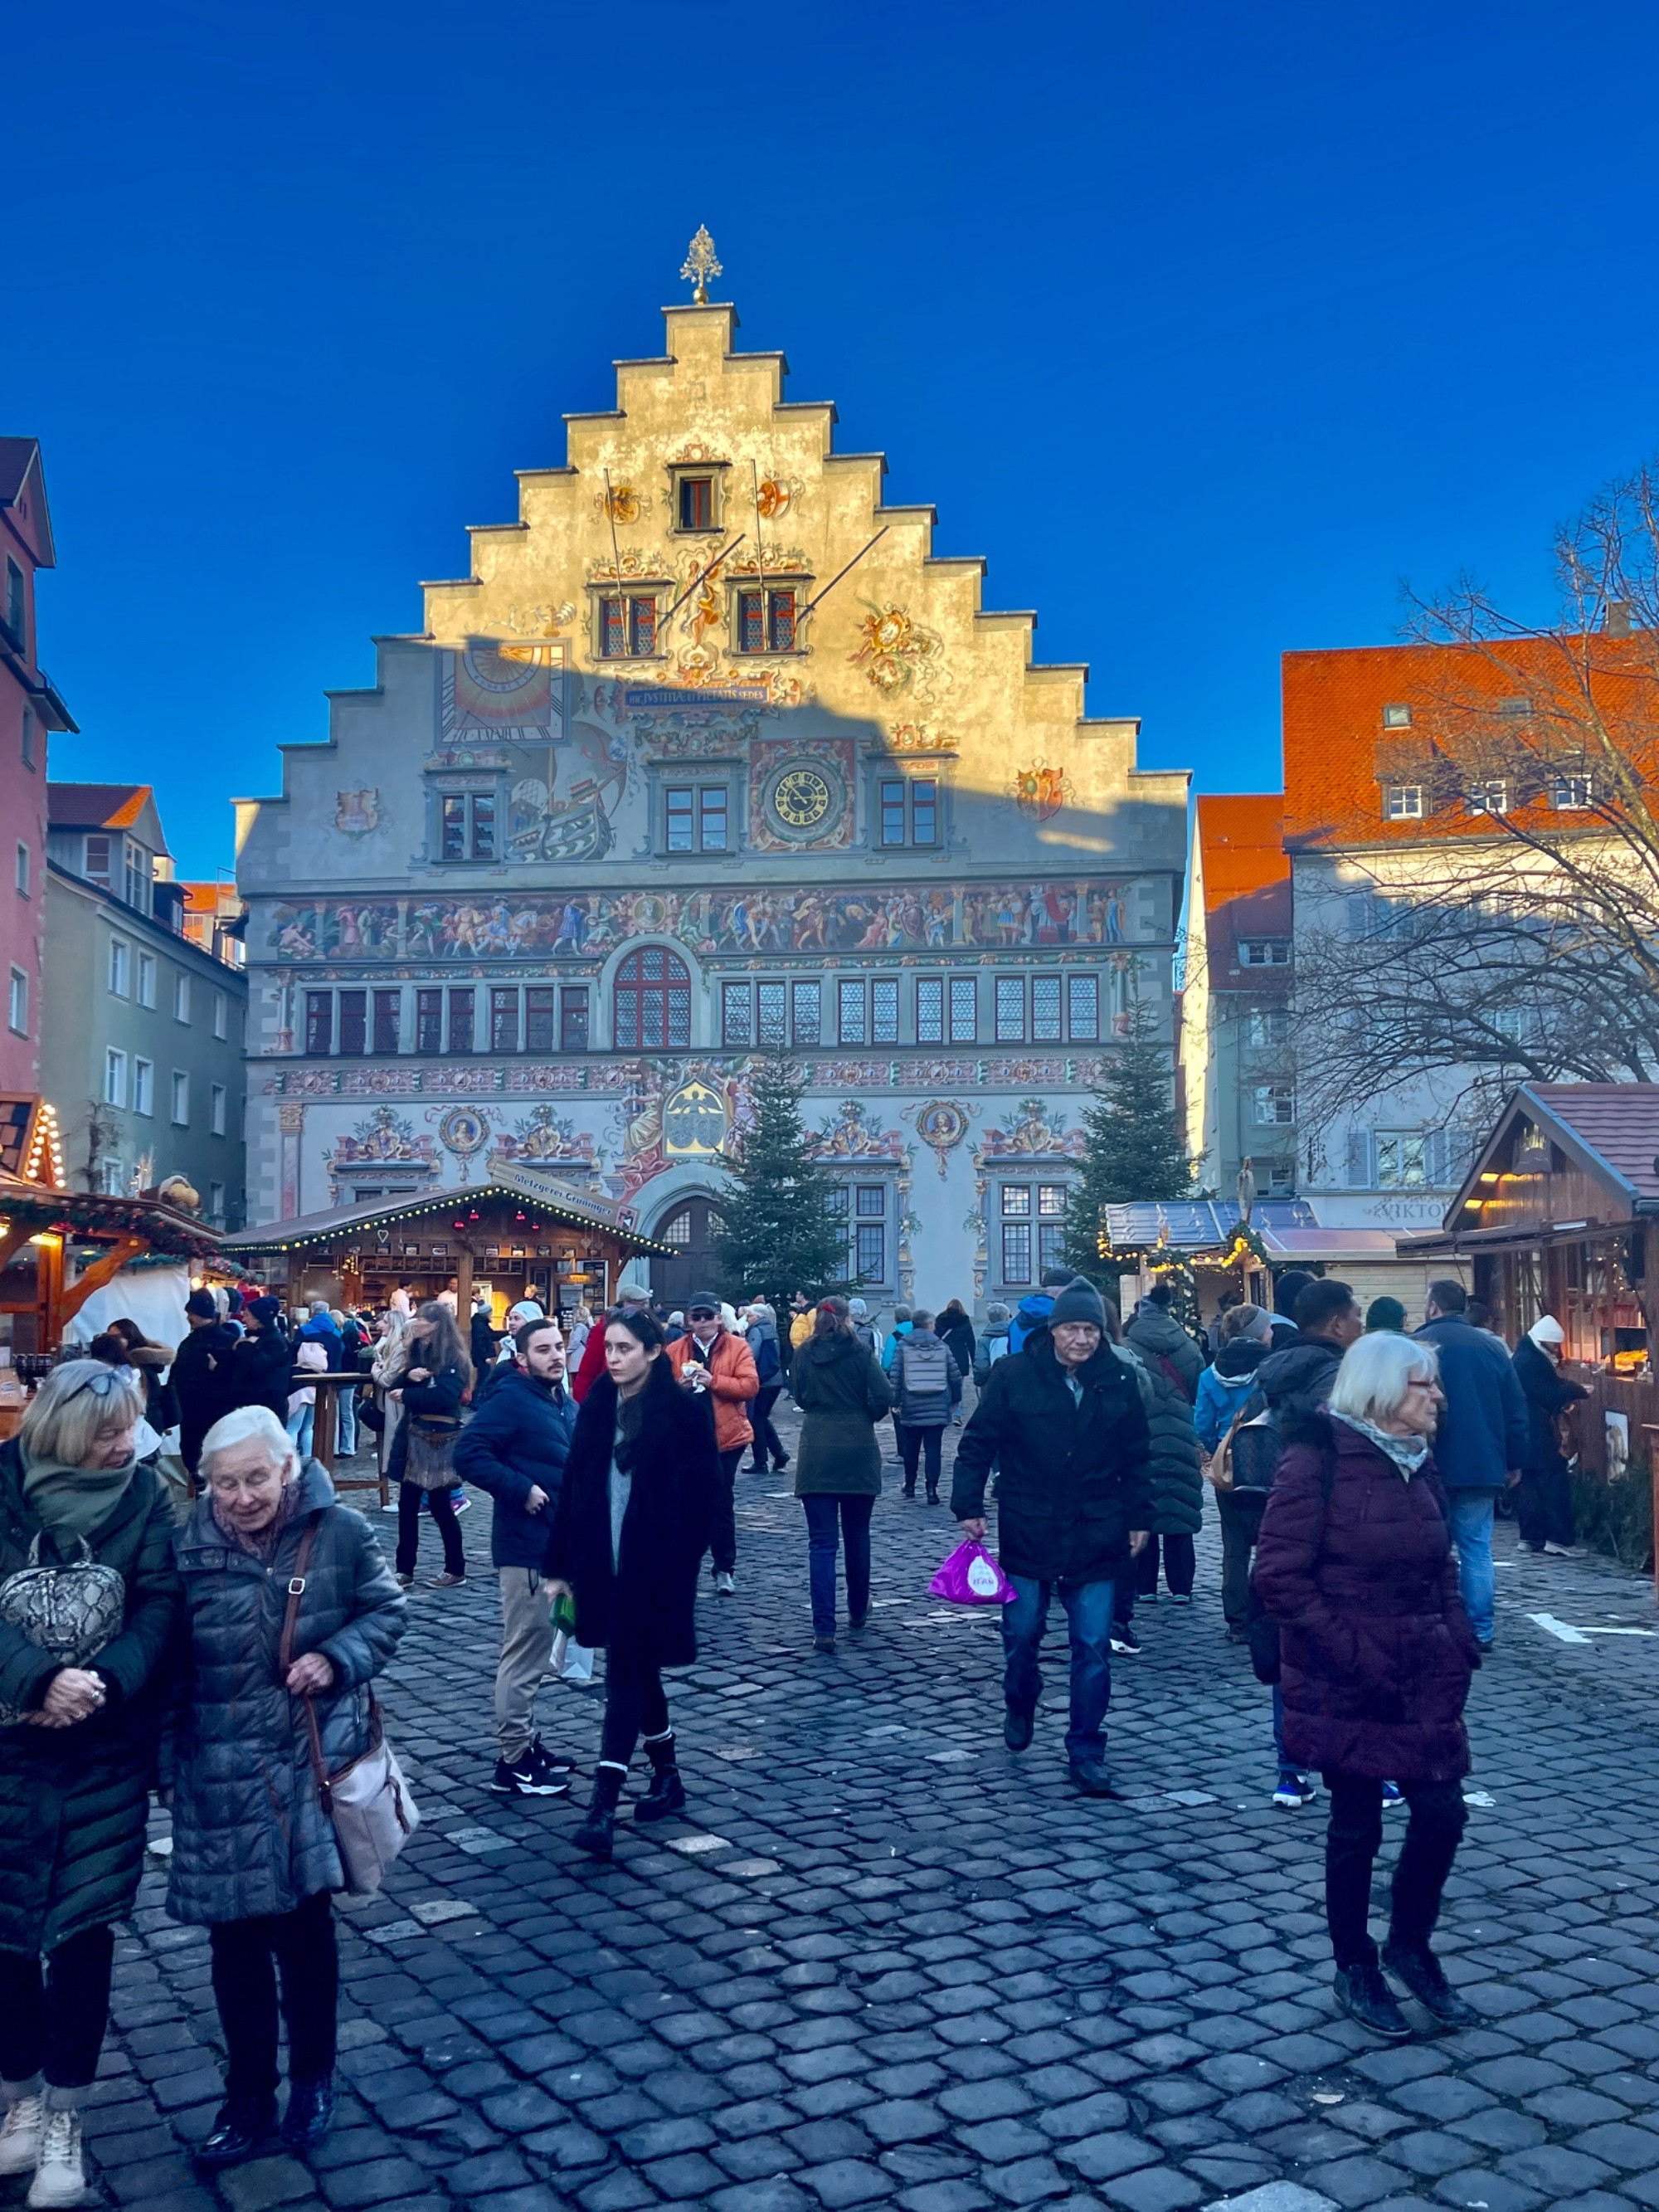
left=220, top=1161, right=674, bottom=1322
left=1399, top=1084, right=1659, bottom=1500
left=0, top=1095, right=226, bottom=1356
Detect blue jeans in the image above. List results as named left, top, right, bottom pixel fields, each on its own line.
left=802, top=1494, right=873, bottom=1636
left=338, top=1387, right=357, bottom=1457
left=1446, top=1488, right=1497, bottom=1643
left=286, top=1403, right=314, bottom=1456
left=1002, top=1574, right=1115, bottom=1762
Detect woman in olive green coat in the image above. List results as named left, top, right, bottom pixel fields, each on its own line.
left=789, top=1299, right=893, bottom=1652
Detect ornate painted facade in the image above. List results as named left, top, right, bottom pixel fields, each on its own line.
left=236, top=276, right=1188, bottom=1314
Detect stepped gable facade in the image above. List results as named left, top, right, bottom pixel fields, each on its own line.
left=236, top=288, right=1187, bottom=1314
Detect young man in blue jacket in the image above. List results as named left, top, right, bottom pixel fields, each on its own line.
left=1414, top=1279, right=1528, bottom=1650
left=455, top=1317, right=579, bottom=1795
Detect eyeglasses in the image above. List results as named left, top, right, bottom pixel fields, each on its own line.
left=61, top=1368, right=130, bottom=1402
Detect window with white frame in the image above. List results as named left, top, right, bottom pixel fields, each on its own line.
left=995, top=977, right=1025, bottom=1041
left=174, top=973, right=191, bottom=1021
left=105, top=1049, right=127, bottom=1107
left=136, top=951, right=156, bottom=1008
left=210, top=1083, right=226, bottom=1136
left=440, top=792, right=495, bottom=861
left=1253, top=1084, right=1296, bottom=1125
left=7, top=968, right=25, bottom=1035
left=1244, top=1006, right=1289, bottom=1047
left=837, top=977, right=898, bottom=1046
left=1238, top=938, right=1290, bottom=967
left=999, top=1182, right=1068, bottom=1284
left=1467, top=779, right=1509, bottom=816
left=1382, top=703, right=1413, bottom=729
left=99, top=1158, right=126, bottom=1197
left=791, top=980, right=821, bottom=1046
left=133, top=1060, right=153, bottom=1116
left=757, top=980, right=786, bottom=1046
left=853, top=1184, right=887, bottom=1282
left=170, top=1071, right=189, bottom=1126
left=1384, top=784, right=1423, bottom=820
left=109, top=938, right=130, bottom=996
left=917, top=977, right=944, bottom=1045
left=212, top=988, right=227, bottom=1040
left=1553, top=772, right=1593, bottom=810
left=721, top=981, right=754, bottom=1049
left=84, top=836, right=113, bottom=888
left=1375, top=1132, right=1428, bottom=1187
left=664, top=784, right=728, bottom=852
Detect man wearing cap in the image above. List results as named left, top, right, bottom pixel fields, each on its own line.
left=669, top=1295, right=760, bottom=1596
left=572, top=1282, right=651, bottom=1403
left=1512, top=1314, right=1588, bottom=1557
left=228, top=1294, right=294, bottom=1422
left=171, top=1289, right=241, bottom=1474
left=953, top=1277, right=1151, bottom=1795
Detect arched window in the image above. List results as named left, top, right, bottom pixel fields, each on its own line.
left=613, top=945, right=692, bottom=1050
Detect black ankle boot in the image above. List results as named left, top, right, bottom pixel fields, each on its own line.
left=196, top=2094, right=279, bottom=2168
left=281, top=2074, right=334, bottom=2149
left=575, top=1764, right=626, bottom=1858
left=635, top=1734, right=688, bottom=1824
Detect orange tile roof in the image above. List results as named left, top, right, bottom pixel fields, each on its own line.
left=178, top=879, right=241, bottom=914
left=46, top=782, right=153, bottom=832
left=1195, top=795, right=1289, bottom=912
left=1282, top=636, right=1655, bottom=848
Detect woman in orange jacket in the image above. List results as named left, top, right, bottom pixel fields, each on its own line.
left=668, top=1295, right=759, bottom=1596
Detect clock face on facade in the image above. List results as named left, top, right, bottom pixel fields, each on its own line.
left=773, top=767, right=832, bottom=828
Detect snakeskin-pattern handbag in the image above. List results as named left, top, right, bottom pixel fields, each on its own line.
left=0, top=1534, right=125, bottom=1724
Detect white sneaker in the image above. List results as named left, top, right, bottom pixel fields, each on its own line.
left=0, top=2095, right=44, bottom=2175
left=1542, top=1541, right=1579, bottom=1557
left=27, top=2107, right=84, bottom=2208
left=713, top=1569, right=736, bottom=1596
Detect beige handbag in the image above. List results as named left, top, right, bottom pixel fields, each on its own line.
left=281, top=1524, right=420, bottom=1894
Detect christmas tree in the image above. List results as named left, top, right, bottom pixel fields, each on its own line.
left=1062, top=1004, right=1194, bottom=1283
left=713, top=1055, right=849, bottom=1305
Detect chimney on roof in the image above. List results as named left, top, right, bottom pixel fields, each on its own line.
left=1606, top=601, right=1633, bottom=637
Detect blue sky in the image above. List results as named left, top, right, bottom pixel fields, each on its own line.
left=10, top=0, right=1659, bottom=873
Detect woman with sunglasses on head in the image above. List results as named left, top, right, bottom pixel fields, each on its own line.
left=547, top=1308, right=716, bottom=1857
left=0, top=1361, right=181, bottom=2208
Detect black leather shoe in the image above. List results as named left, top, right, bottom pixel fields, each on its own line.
left=282, top=2074, right=334, bottom=2150
left=1004, top=1708, right=1034, bottom=1752
left=196, top=2096, right=278, bottom=2167
left=1382, top=1940, right=1481, bottom=2025
left=1334, top=1960, right=1413, bottom=2039
left=1068, top=1758, right=1118, bottom=1797
left=634, top=1766, right=688, bottom=1823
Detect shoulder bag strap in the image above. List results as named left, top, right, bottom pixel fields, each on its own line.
left=276, top=1518, right=333, bottom=1805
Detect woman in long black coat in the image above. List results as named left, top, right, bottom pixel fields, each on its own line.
left=0, top=1361, right=179, bottom=2208
left=548, top=1309, right=715, bottom=1858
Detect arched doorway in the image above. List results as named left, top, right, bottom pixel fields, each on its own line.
left=653, top=1196, right=724, bottom=1311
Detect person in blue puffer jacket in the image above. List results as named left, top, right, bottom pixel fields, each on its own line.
left=1006, top=1269, right=1073, bottom=1357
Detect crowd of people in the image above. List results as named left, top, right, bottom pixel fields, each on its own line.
left=0, top=1255, right=1603, bottom=2196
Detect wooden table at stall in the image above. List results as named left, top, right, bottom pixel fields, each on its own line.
left=306, top=1372, right=387, bottom=1508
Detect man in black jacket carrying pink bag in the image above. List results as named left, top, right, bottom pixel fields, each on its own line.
left=953, top=1278, right=1151, bottom=1796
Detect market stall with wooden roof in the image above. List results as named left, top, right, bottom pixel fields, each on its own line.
left=0, top=1095, right=225, bottom=1356
left=1399, top=1083, right=1659, bottom=1588
left=220, top=1161, right=674, bottom=1323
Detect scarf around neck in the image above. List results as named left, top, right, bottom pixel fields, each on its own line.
left=22, top=1448, right=139, bottom=1545
left=212, top=1475, right=306, bottom=1560
left=1331, top=1409, right=1430, bottom=1479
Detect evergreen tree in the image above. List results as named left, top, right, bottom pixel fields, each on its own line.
left=713, top=1055, right=849, bottom=1306
left=1062, top=1008, right=1194, bottom=1282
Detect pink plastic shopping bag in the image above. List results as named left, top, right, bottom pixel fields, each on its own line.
left=929, top=1539, right=1015, bottom=1606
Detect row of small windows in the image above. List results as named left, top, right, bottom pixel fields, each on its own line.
left=435, top=775, right=940, bottom=859
left=108, top=937, right=231, bottom=1035
left=300, top=963, right=1107, bottom=1057
left=1383, top=773, right=1594, bottom=821
left=102, top=1050, right=226, bottom=1133
left=595, top=584, right=798, bottom=661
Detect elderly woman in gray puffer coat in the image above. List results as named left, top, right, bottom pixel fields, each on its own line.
left=168, top=1406, right=404, bottom=2171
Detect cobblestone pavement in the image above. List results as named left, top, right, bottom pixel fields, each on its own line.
left=74, top=1405, right=1659, bottom=2212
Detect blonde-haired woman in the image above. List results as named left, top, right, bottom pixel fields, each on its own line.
left=169, top=1406, right=404, bottom=2166
left=0, top=1361, right=180, bottom=2207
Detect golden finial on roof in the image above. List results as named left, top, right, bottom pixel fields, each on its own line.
left=680, top=225, right=722, bottom=305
